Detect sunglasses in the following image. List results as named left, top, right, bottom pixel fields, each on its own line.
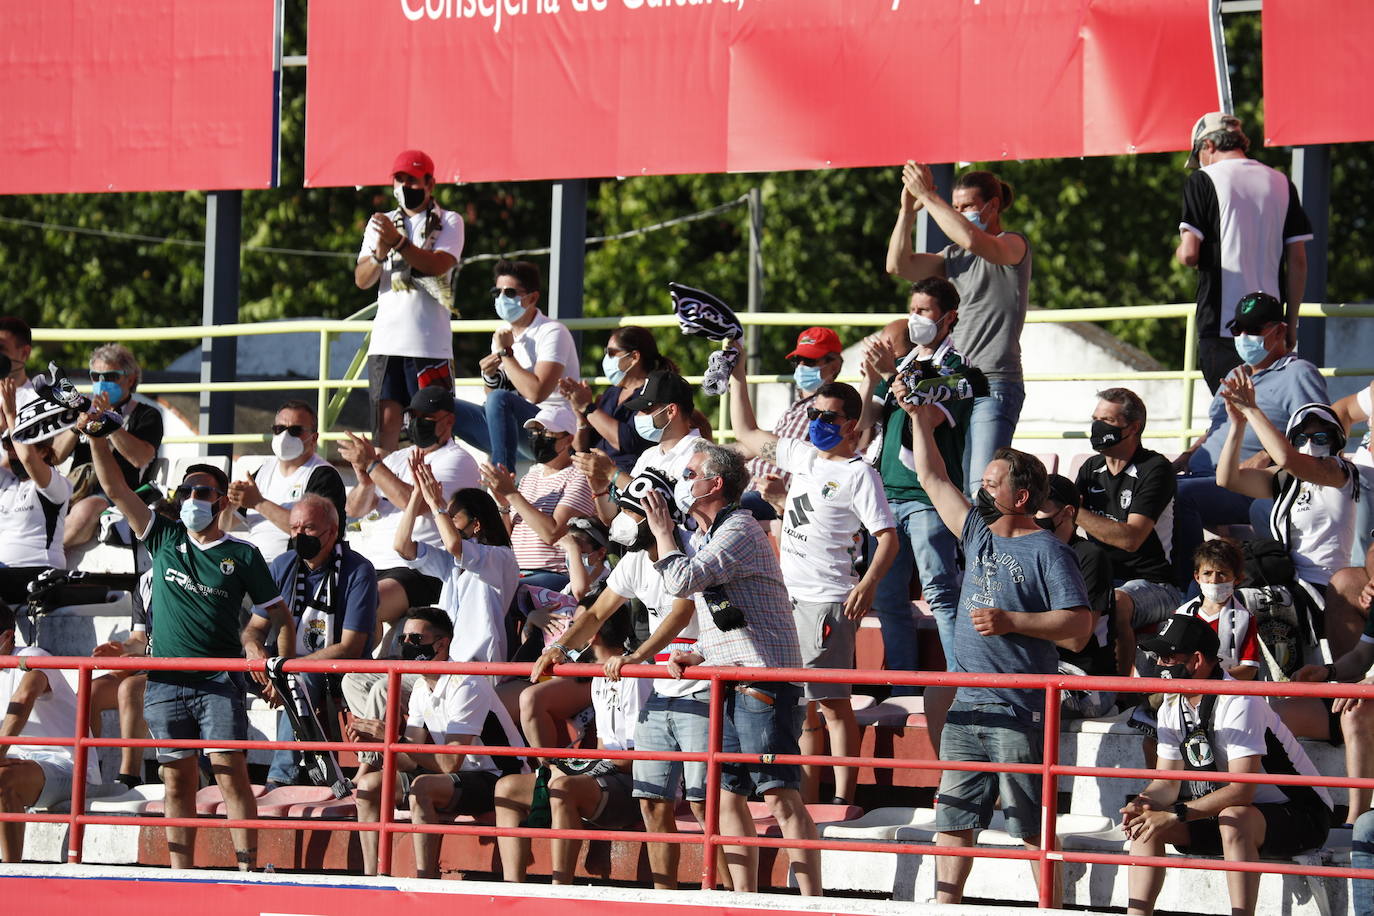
left=1292, top=431, right=1334, bottom=447
left=789, top=356, right=831, bottom=368
left=90, top=370, right=127, bottom=383
left=400, top=633, right=435, bottom=646
left=174, top=484, right=224, bottom=501
left=272, top=424, right=312, bottom=437
left=490, top=286, right=525, bottom=300
left=805, top=407, right=845, bottom=424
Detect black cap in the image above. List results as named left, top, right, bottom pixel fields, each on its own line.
left=1044, top=474, right=1080, bottom=510
left=622, top=370, right=694, bottom=413
left=1225, top=291, right=1284, bottom=335
left=1139, top=613, right=1221, bottom=659
left=409, top=386, right=455, bottom=415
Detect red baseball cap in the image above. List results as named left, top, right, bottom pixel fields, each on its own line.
left=786, top=327, right=842, bottom=360
left=392, top=149, right=435, bottom=181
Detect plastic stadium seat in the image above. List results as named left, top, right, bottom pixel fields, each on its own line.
left=253, top=785, right=336, bottom=817
left=146, top=784, right=266, bottom=816
left=821, top=806, right=938, bottom=840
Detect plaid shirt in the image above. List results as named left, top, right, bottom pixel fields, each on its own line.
left=747, top=391, right=815, bottom=488
left=654, top=507, right=802, bottom=670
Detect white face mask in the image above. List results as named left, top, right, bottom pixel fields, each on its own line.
left=272, top=430, right=305, bottom=462
left=908, top=313, right=939, bottom=346
left=609, top=512, right=644, bottom=547
left=1297, top=441, right=1332, bottom=458
left=1199, top=581, right=1234, bottom=604
left=674, top=475, right=702, bottom=516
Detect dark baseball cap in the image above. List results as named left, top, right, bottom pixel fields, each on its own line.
left=409, top=386, right=455, bottom=415
left=1225, top=291, right=1284, bottom=335
left=622, top=370, right=694, bottom=413
left=1140, top=613, right=1221, bottom=659
left=1044, top=474, right=1081, bottom=510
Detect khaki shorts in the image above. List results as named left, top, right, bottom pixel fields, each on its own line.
left=791, top=598, right=856, bottom=700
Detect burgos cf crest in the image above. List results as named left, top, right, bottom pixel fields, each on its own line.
left=219, top=558, right=236, bottom=576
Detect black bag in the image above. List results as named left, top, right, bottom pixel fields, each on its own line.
left=1240, top=537, right=1296, bottom=588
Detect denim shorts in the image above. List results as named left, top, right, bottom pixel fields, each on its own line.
left=719, top=681, right=803, bottom=797
left=144, top=671, right=249, bottom=763
left=935, top=700, right=1043, bottom=839
left=1119, top=578, right=1183, bottom=630
left=633, top=690, right=711, bottom=802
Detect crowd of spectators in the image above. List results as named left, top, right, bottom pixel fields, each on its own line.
left=2, top=117, right=1372, bottom=912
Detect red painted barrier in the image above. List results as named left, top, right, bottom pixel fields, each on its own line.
left=3, top=654, right=1373, bottom=908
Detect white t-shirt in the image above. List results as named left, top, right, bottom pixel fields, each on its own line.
left=231, top=453, right=339, bottom=563
left=773, top=437, right=895, bottom=604
left=511, top=310, right=579, bottom=409
left=0, top=647, right=100, bottom=783
left=405, top=673, right=525, bottom=775
left=591, top=674, right=653, bottom=751
left=408, top=540, right=520, bottom=665
left=1157, top=681, right=1332, bottom=809
left=359, top=440, right=480, bottom=570
left=606, top=548, right=704, bottom=698
left=1282, top=462, right=1374, bottom=586
left=630, top=431, right=703, bottom=483
left=360, top=204, right=463, bottom=359
left=0, top=465, right=71, bottom=568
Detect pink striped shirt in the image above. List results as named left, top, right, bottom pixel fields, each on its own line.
left=510, top=464, right=597, bottom=572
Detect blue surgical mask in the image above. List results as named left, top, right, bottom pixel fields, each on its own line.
left=1233, top=333, right=1269, bottom=366
left=179, top=498, right=215, bottom=533
left=91, top=380, right=123, bottom=404
left=964, top=207, right=988, bottom=232
left=495, top=294, right=526, bottom=323
left=808, top=418, right=845, bottom=451
left=633, top=408, right=667, bottom=443
left=602, top=352, right=628, bottom=386
left=793, top=364, right=823, bottom=393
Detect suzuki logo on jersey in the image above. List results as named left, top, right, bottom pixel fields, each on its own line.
left=786, top=493, right=814, bottom=530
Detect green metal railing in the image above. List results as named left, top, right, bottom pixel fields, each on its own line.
left=33, top=302, right=1374, bottom=452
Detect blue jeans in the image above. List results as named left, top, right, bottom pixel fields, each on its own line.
left=1171, top=475, right=1256, bottom=587
left=719, top=682, right=803, bottom=796
left=633, top=689, right=711, bottom=802
left=935, top=700, right=1043, bottom=839
left=963, top=378, right=1025, bottom=498
left=144, top=672, right=249, bottom=763
left=452, top=388, right=539, bottom=470
left=267, top=671, right=328, bottom=786
left=873, top=499, right=962, bottom=692
left=519, top=570, right=570, bottom=592
left=1354, top=810, right=1374, bottom=915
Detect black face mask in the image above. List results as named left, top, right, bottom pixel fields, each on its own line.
left=1158, top=661, right=1190, bottom=680
left=1034, top=514, right=1058, bottom=533
left=289, top=533, right=323, bottom=561
left=399, top=184, right=426, bottom=210
left=529, top=432, right=561, bottom=464
left=0, top=354, right=11, bottom=377
left=975, top=488, right=1003, bottom=525
left=400, top=641, right=437, bottom=662
left=1090, top=419, right=1128, bottom=452
left=409, top=417, right=440, bottom=449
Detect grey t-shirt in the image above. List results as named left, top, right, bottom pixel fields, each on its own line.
left=944, top=233, right=1031, bottom=382
left=953, top=510, right=1090, bottom=716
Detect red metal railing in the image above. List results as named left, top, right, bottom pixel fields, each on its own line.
left=2, top=654, right=1374, bottom=907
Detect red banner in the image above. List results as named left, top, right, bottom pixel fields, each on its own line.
left=1263, top=0, right=1374, bottom=147
left=304, top=0, right=1218, bottom=186
left=0, top=1, right=277, bottom=195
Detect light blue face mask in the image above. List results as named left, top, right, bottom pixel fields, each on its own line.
left=602, top=352, right=628, bottom=386
left=1233, top=333, right=1269, bottom=367
left=793, top=364, right=824, bottom=392
left=964, top=207, right=988, bottom=232
left=495, top=294, right=526, bottom=323
left=634, top=408, right=667, bottom=443
left=179, top=498, right=215, bottom=533
left=91, top=380, right=123, bottom=404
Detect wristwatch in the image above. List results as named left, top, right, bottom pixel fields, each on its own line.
left=580, top=402, right=597, bottom=418
left=1173, top=802, right=1189, bottom=823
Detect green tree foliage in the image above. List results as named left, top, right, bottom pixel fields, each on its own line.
left=0, top=7, right=1366, bottom=382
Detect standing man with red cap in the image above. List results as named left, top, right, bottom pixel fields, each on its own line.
left=355, top=150, right=465, bottom=453
left=744, top=326, right=844, bottom=515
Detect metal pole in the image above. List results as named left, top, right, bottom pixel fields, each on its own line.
left=377, top=667, right=402, bottom=877
left=916, top=164, right=955, bottom=254
left=317, top=330, right=331, bottom=455
left=700, top=676, right=724, bottom=890
left=199, top=191, right=242, bottom=460
left=1037, top=684, right=1062, bottom=909
left=1292, top=145, right=1330, bottom=365
left=1208, top=0, right=1234, bottom=114
left=746, top=187, right=764, bottom=392
left=548, top=180, right=588, bottom=360
left=66, top=667, right=92, bottom=863
left=1181, top=309, right=1199, bottom=452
